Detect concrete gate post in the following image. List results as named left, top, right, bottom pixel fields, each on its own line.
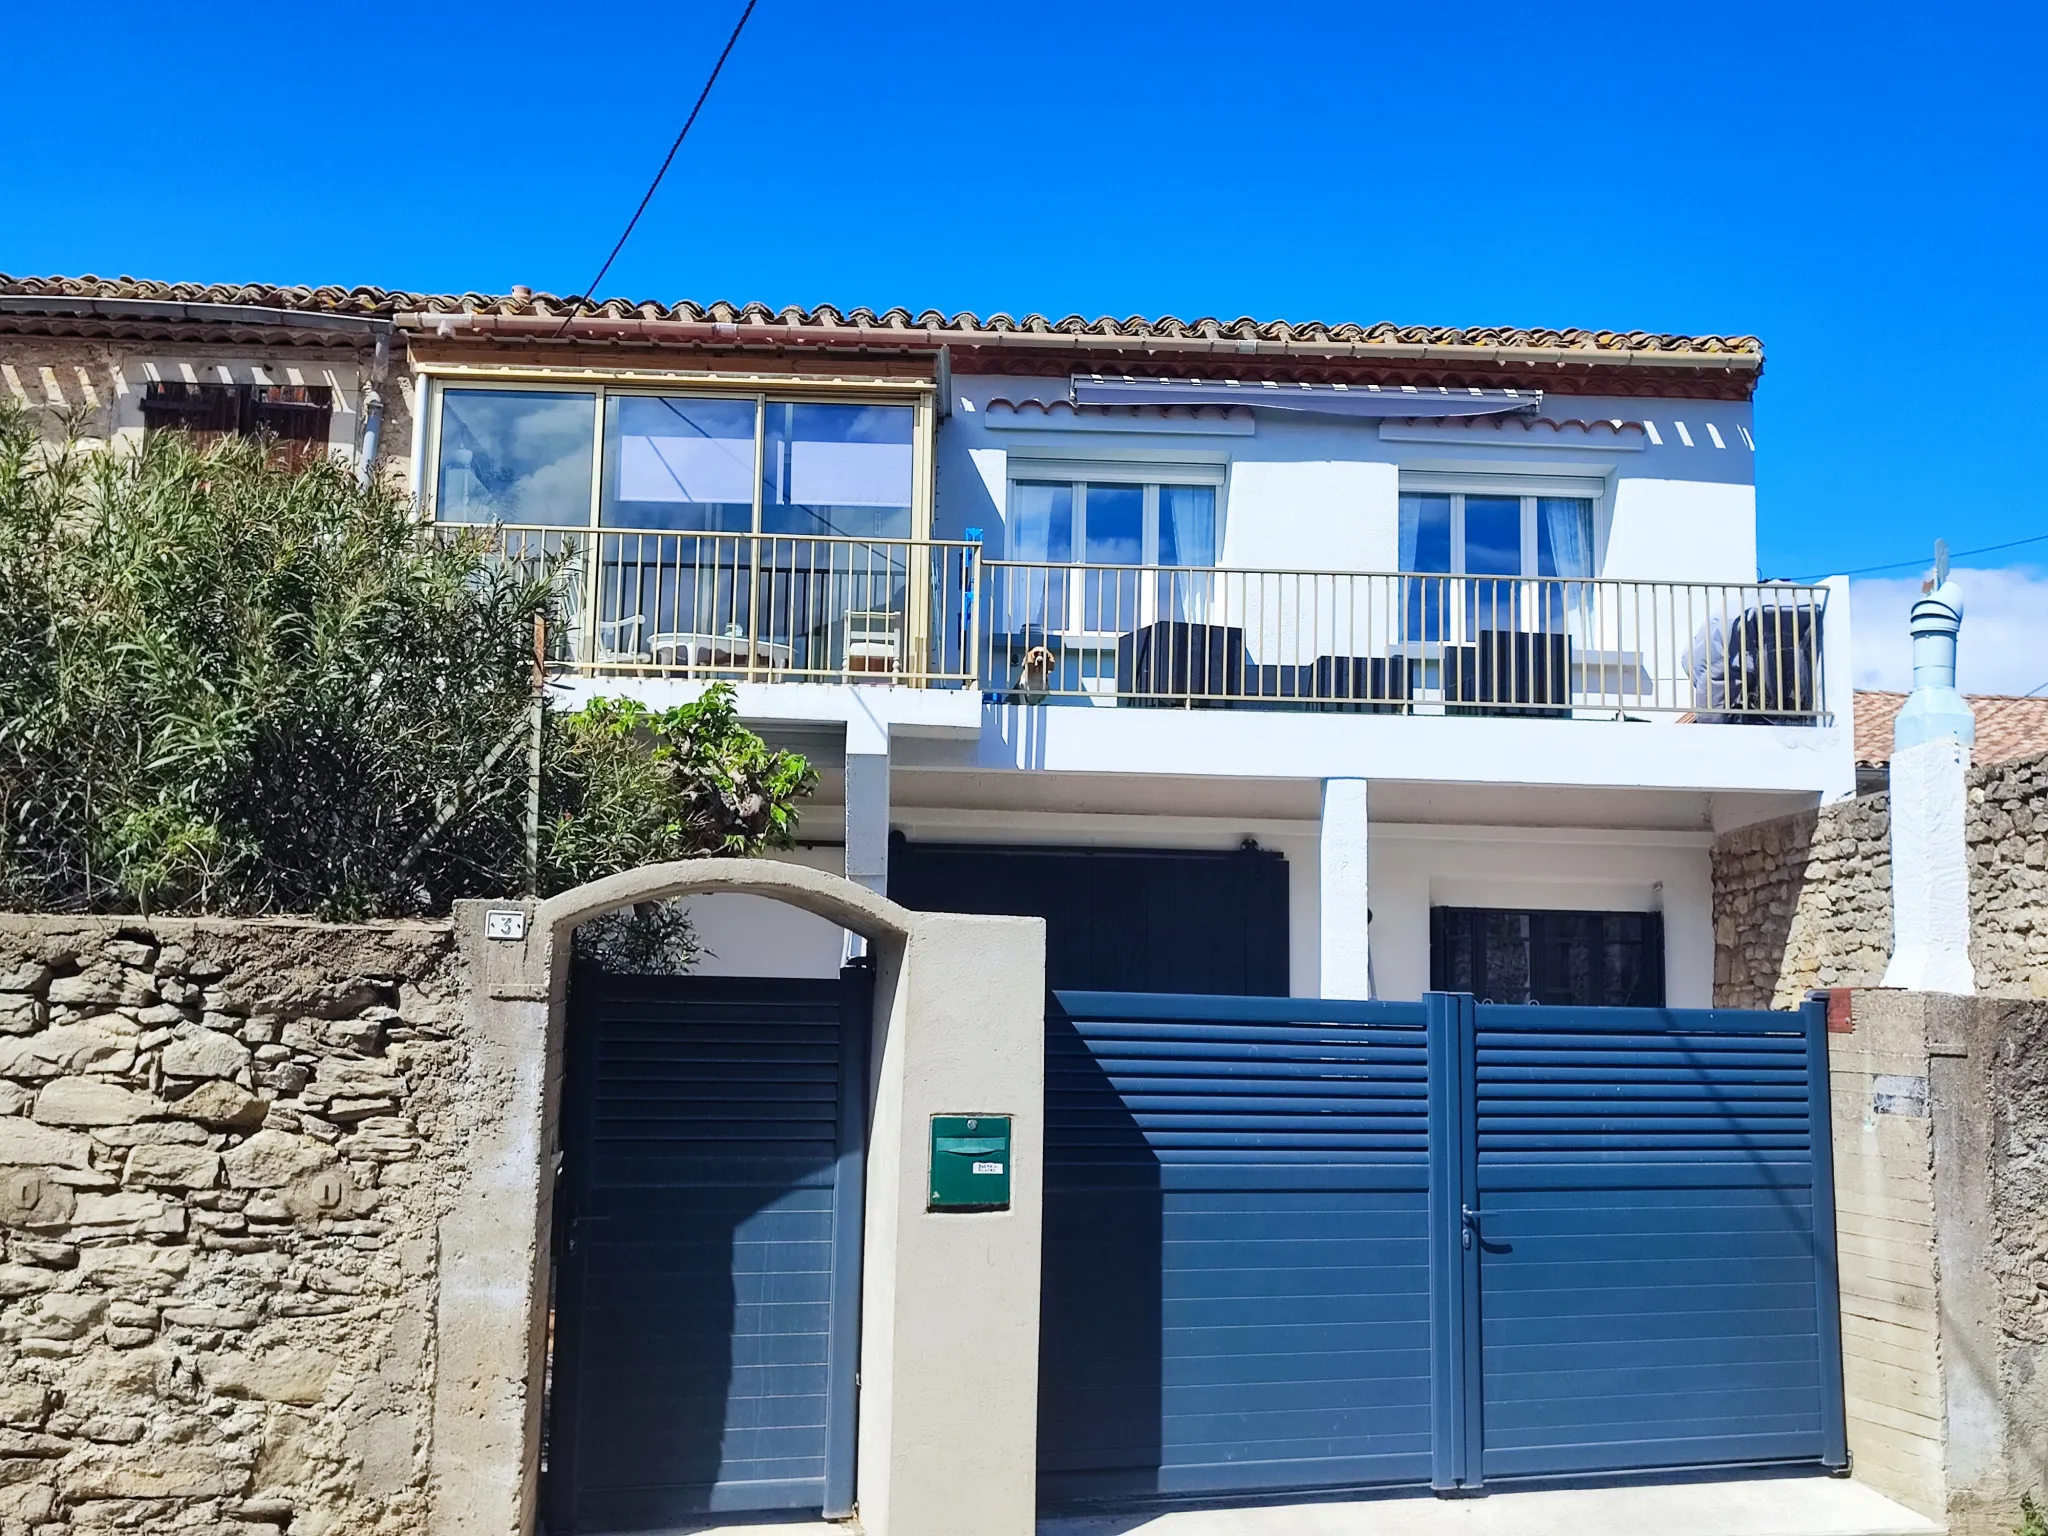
left=428, top=860, right=1046, bottom=1536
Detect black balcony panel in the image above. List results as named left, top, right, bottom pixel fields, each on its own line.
left=1441, top=631, right=1572, bottom=717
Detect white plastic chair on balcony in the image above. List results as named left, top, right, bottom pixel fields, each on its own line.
left=842, top=611, right=901, bottom=675
left=547, top=551, right=649, bottom=666
left=586, top=615, right=647, bottom=665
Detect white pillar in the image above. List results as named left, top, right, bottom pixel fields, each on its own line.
left=1320, top=778, right=1372, bottom=999
left=1820, top=574, right=1857, bottom=802
left=1880, top=738, right=1976, bottom=994
left=844, top=713, right=891, bottom=961
left=1881, top=567, right=1976, bottom=995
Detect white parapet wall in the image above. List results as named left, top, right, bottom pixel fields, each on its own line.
left=1881, top=739, right=1977, bottom=994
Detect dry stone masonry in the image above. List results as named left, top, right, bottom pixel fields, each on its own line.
left=1713, top=748, right=2048, bottom=1008
left=1966, top=749, right=2048, bottom=998
left=0, top=916, right=466, bottom=1536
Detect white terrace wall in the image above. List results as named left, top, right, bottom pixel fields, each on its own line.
left=0, top=915, right=467, bottom=1536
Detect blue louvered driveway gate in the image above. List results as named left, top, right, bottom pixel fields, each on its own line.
left=1039, top=991, right=1845, bottom=1506
left=546, top=968, right=871, bottom=1531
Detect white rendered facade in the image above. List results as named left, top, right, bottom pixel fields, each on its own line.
left=544, top=371, right=1850, bottom=1006
left=370, top=350, right=1845, bottom=1007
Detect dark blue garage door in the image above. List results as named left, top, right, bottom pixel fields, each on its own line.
left=890, top=839, right=1290, bottom=995
left=1040, top=990, right=1845, bottom=1507
left=1041, top=993, right=1435, bottom=1501
left=547, top=970, right=870, bottom=1530
left=1465, top=1000, right=1845, bottom=1481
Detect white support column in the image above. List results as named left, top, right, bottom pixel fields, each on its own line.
left=1820, top=574, right=1858, bottom=802
left=1320, top=778, right=1372, bottom=1000
left=1881, top=738, right=1977, bottom=994
left=1881, top=565, right=1977, bottom=995
left=844, top=711, right=891, bottom=960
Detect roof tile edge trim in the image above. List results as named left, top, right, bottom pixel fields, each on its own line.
left=0, top=276, right=1763, bottom=360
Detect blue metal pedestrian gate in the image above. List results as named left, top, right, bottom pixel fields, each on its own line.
left=546, top=968, right=870, bottom=1531
left=1039, top=991, right=1845, bottom=1505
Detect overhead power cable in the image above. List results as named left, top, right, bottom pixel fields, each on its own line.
left=1789, top=530, right=2048, bottom=582
left=554, top=0, right=760, bottom=332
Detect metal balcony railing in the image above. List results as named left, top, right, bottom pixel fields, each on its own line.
left=976, top=562, right=1832, bottom=722
left=466, top=525, right=982, bottom=686
left=456, top=524, right=1832, bottom=723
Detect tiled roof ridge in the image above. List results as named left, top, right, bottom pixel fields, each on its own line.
left=0, top=274, right=1764, bottom=358
left=1854, top=688, right=2048, bottom=768
left=1856, top=689, right=2048, bottom=703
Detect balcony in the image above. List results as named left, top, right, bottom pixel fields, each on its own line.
left=483, top=526, right=980, bottom=686
left=476, top=528, right=1832, bottom=724
left=978, top=561, right=1831, bottom=722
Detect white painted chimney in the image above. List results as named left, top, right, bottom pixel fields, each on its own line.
left=1880, top=542, right=1977, bottom=994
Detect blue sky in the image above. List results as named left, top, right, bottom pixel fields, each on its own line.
left=4, top=1, right=2043, bottom=684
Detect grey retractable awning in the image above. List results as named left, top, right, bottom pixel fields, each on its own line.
left=1070, top=374, right=1542, bottom=419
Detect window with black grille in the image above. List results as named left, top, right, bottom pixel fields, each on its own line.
left=1430, top=906, right=1664, bottom=1007
left=140, top=381, right=333, bottom=466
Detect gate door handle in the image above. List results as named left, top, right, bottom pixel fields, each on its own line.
left=1460, top=1204, right=1482, bottom=1250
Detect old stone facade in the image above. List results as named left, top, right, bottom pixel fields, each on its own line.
left=1713, top=748, right=2048, bottom=1008
left=0, top=333, right=415, bottom=489
left=1966, top=749, right=2048, bottom=997
left=0, top=916, right=467, bottom=1535
left=1714, top=791, right=1893, bottom=1009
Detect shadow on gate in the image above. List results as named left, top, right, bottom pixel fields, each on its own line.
left=544, top=967, right=863, bottom=1531
left=1037, top=1005, right=1165, bottom=1502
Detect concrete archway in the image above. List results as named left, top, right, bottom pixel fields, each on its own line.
left=429, top=860, right=1045, bottom=1536
left=535, top=857, right=918, bottom=953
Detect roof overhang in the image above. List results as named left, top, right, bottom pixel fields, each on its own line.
left=0, top=279, right=1766, bottom=400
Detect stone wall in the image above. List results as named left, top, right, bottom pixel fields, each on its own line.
left=1976, top=996, right=2048, bottom=1531
left=1712, top=749, right=2048, bottom=1008
left=1966, top=750, right=2048, bottom=997
left=1713, top=791, right=1893, bottom=1009
left=0, top=335, right=411, bottom=485
left=0, top=916, right=468, bottom=1536
left=0, top=341, right=124, bottom=449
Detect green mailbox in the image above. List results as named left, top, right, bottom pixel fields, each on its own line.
left=928, top=1115, right=1012, bottom=1211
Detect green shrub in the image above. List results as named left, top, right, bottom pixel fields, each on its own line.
left=0, top=402, right=813, bottom=921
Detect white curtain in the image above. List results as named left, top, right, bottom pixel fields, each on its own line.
left=1539, top=497, right=1595, bottom=643
left=1538, top=497, right=1593, bottom=578
left=1158, top=486, right=1215, bottom=621
left=1005, top=481, right=1072, bottom=634
left=1398, top=493, right=1450, bottom=643
left=1007, top=481, right=1071, bottom=562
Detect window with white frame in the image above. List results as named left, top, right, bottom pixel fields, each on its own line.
left=1396, top=489, right=1597, bottom=581
left=1004, top=471, right=1220, bottom=634
left=1397, top=481, right=1599, bottom=638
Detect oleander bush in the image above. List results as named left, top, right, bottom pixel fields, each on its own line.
left=0, top=401, right=813, bottom=925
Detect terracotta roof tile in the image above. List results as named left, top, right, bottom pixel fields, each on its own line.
left=0, top=273, right=1763, bottom=360
left=1855, top=689, right=2048, bottom=767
